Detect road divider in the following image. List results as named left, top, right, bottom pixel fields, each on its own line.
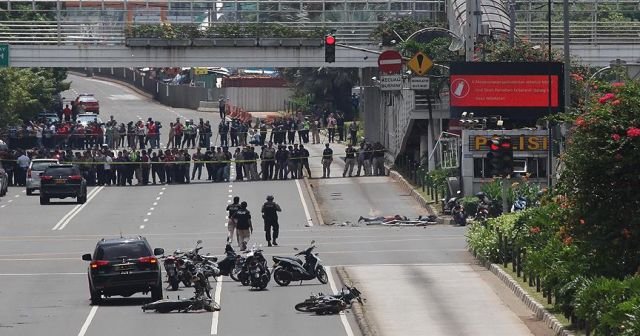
left=51, top=186, right=104, bottom=231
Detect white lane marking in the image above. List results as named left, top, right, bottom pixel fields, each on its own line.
left=150, top=207, right=155, bottom=211
left=227, top=195, right=232, bottom=198
left=0, top=272, right=85, bottom=276
left=22, top=190, right=26, bottom=193
left=228, top=185, right=232, bottom=188
left=156, top=197, right=161, bottom=200
left=14, top=194, right=19, bottom=198
left=227, top=200, right=232, bottom=203
left=153, top=202, right=158, bottom=206
left=162, top=187, right=166, bottom=190
left=8, top=199, right=12, bottom=203
left=77, top=305, right=98, bottom=336
left=52, top=187, right=101, bottom=230
left=1, top=205, right=6, bottom=208
left=147, top=212, right=152, bottom=216
left=143, top=218, right=149, bottom=222
left=210, top=276, right=223, bottom=335
left=140, top=225, right=145, bottom=229
left=295, top=179, right=313, bottom=227
left=228, top=189, right=232, bottom=193
left=159, top=191, right=164, bottom=195
left=326, top=266, right=355, bottom=336
left=56, top=186, right=105, bottom=230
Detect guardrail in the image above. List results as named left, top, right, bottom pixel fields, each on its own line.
left=0, top=19, right=638, bottom=46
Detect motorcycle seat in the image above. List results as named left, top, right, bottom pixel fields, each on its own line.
left=273, top=256, right=303, bottom=265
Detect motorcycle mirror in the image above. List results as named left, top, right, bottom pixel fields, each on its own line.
left=153, top=248, right=164, bottom=256
left=197, top=239, right=203, bottom=244
left=293, top=247, right=299, bottom=251
left=82, top=253, right=92, bottom=261
left=310, top=240, right=316, bottom=245
left=456, top=190, right=461, bottom=195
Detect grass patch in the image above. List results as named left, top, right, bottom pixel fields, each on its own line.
left=500, top=263, right=583, bottom=335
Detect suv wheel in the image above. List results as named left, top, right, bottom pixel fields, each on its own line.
left=40, top=195, right=49, bottom=205
left=151, top=285, right=163, bottom=301
left=89, top=284, right=101, bottom=305
left=77, top=194, right=87, bottom=204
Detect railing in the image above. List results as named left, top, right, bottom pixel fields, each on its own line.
left=0, top=19, right=639, bottom=46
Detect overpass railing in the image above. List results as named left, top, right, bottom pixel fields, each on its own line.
left=0, top=19, right=639, bottom=46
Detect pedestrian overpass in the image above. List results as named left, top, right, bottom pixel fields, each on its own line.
left=1, top=0, right=639, bottom=67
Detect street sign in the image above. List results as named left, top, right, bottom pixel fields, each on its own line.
left=194, top=67, right=208, bottom=75
left=380, top=75, right=402, bottom=91
left=0, top=44, right=8, bottom=67
left=407, top=52, right=433, bottom=76
left=378, top=50, right=403, bottom=74
left=410, top=76, right=430, bottom=90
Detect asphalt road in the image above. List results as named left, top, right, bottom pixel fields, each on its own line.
left=0, top=74, right=551, bottom=336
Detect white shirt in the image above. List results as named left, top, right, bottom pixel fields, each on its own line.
left=17, top=154, right=30, bottom=168
left=104, top=156, right=112, bottom=170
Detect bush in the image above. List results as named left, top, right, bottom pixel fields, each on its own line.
left=461, top=196, right=478, bottom=217
left=467, top=212, right=523, bottom=262
left=574, top=277, right=640, bottom=334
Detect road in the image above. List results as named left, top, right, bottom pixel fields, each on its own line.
left=0, top=74, right=552, bottom=336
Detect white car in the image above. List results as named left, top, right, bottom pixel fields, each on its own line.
left=77, top=113, right=103, bottom=127
left=26, top=158, right=59, bottom=195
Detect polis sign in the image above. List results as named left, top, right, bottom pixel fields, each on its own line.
left=470, top=135, right=549, bottom=152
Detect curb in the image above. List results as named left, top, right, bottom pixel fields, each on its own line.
left=388, top=169, right=438, bottom=217
left=335, top=266, right=379, bottom=336
left=303, top=176, right=325, bottom=226
left=472, top=250, right=575, bottom=336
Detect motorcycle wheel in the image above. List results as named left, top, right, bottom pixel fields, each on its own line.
left=240, top=272, right=250, bottom=286
left=169, top=277, right=180, bottom=291
left=273, top=267, right=291, bottom=286
left=294, top=301, right=318, bottom=313
left=230, top=267, right=241, bottom=282
left=316, top=266, right=328, bottom=284
left=205, top=278, right=212, bottom=298
left=258, top=274, right=269, bottom=290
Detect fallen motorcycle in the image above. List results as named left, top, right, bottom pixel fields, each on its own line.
left=294, top=285, right=363, bottom=315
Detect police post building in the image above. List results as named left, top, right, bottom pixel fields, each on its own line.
left=449, top=62, right=564, bottom=196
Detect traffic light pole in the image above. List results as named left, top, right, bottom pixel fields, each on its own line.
left=502, top=177, right=509, bottom=214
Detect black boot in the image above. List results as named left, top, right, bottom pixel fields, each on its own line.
left=273, top=239, right=278, bottom=246
left=267, top=240, right=272, bottom=247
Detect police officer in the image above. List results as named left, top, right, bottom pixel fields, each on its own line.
left=343, top=143, right=356, bottom=177
left=226, top=196, right=241, bottom=247
left=232, top=201, right=253, bottom=251
left=261, top=195, right=282, bottom=247
left=322, top=143, right=333, bottom=178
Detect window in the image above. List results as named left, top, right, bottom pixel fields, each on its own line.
left=96, top=243, right=151, bottom=260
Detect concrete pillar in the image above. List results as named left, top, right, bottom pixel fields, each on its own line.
left=420, top=134, right=429, bottom=166
left=427, top=122, right=436, bottom=171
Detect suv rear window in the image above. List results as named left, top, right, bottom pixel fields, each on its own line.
left=44, top=167, right=78, bottom=176
left=95, top=242, right=151, bottom=260
left=79, top=97, right=98, bottom=102
left=32, top=161, right=58, bottom=171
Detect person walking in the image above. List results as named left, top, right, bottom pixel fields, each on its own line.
left=326, top=113, right=337, bottom=143
left=343, top=143, right=356, bottom=177
left=232, top=201, right=253, bottom=251
left=261, top=195, right=282, bottom=247
left=226, top=196, right=241, bottom=247
left=322, top=143, right=333, bottom=178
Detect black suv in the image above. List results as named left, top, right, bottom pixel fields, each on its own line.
left=82, top=236, right=164, bottom=305
left=40, top=164, right=87, bottom=205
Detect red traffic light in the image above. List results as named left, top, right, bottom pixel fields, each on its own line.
left=500, top=138, right=512, bottom=149
left=325, top=35, right=336, bottom=45
left=490, top=143, right=500, bottom=151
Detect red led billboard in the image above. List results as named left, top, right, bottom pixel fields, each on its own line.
left=450, top=75, right=559, bottom=107
left=449, top=62, right=564, bottom=120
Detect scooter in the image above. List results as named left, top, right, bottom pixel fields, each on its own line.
left=273, top=240, right=328, bottom=286
left=452, top=199, right=467, bottom=226
left=213, top=244, right=241, bottom=281
left=238, top=245, right=270, bottom=290
left=161, top=253, right=180, bottom=291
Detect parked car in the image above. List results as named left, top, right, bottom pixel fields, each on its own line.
left=82, top=236, right=164, bottom=305
left=26, top=158, right=59, bottom=195
left=37, top=112, right=60, bottom=124
left=76, top=113, right=103, bottom=127
left=39, top=164, right=87, bottom=205
left=75, top=94, right=100, bottom=114
left=0, top=162, right=8, bottom=197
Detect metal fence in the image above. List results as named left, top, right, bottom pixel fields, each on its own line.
left=0, top=2, right=638, bottom=46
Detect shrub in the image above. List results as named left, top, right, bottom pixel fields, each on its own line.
left=460, top=196, right=478, bottom=218
left=467, top=212, right=523, bottom=262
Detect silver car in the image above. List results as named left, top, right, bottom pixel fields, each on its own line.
left=26, top=159, right=59, bottom=195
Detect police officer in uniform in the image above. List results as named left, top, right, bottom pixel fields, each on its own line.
left=261, top=195, right=282, bottom=247
left=343, top=143, right=357, bottom=177
left=226, top=196, right=241, bottom=247
left=232, top=201, right=253, bottom=251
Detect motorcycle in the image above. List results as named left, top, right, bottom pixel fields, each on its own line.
left=214, top=244, right=241, bottom=281
left=272, top=240, right=328, bottom=286
left=142, top=263, right=220, bottom=313
left=294, top=285, right=363, bottom=315
left=511, top=196, right=528, bottom=212
left=161, top=253, right=181, bottom=291
left=451, top=197, right=467, bottom=226
left=238, top=245, right=270, bottom=290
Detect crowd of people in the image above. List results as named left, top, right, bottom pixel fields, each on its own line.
left=0, top=111, right=387, bottom=187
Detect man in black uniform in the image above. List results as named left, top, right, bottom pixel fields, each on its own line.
left=261, top=195, right=282, bottom=247
left=226, top=196, right=241, bottom=247
left=232, top=201, right=253, bottom=251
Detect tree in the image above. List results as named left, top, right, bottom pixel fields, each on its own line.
left=282, top=68, right=359, bottom=119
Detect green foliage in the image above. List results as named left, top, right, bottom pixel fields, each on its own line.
left=467, top=212, right=524, bottom=262
left=127, top=23, right=325, bottom=39
left=461, top=196, right=479, bottom=218
left=422, top=167, right=457, bottom=191
left=557, top=80, right=640, bottom=277
left=0, top=68, right=67, bottom=126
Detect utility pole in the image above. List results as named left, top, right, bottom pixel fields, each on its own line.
left=466, top=0, right=481, bottom=61
left=508, top=0, right=516, bottom=47
left=563, top=0, right=571, bottom=110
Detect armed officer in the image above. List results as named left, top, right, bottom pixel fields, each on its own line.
left=261, top=195, right=282, bottom=247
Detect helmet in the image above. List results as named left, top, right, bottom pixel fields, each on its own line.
left=266, top=195, right=274, bottom=201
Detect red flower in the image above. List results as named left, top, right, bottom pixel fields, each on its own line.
left=612, top=82, right=625, bottom=87
left=611, top=134, right=621, bottom=142
left=612, top=99, right=621, bottom=106
left=599, top=93, right=616, bottom=104
left=530, top=226, right=541, bottom=234
left=563, top=236, right=573, bottom=246
left=579, top=219, right=586, bottom=225
left=627, top=127, right=640, bottom=138
left=575, top=117, right=586, bottom=127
